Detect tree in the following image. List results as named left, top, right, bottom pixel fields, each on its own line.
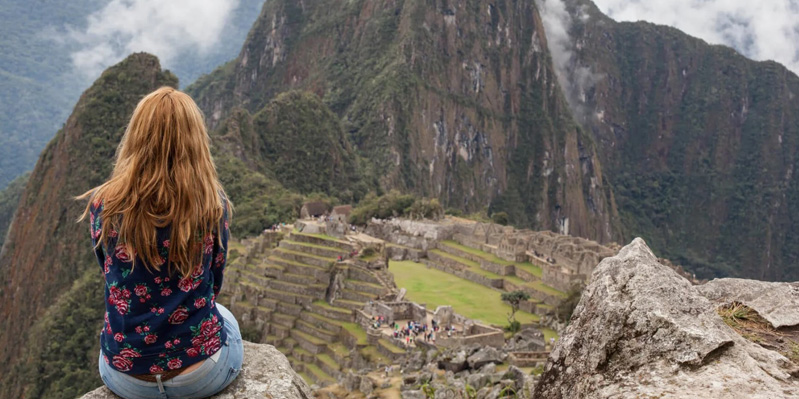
left=501, top=290, right=531, bottom=328
left=491, top=211, right=509, bottom=226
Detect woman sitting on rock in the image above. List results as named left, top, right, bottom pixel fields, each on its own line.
left=78, top=87, right=243, bottom=399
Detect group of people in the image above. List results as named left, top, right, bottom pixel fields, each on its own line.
left=336, top=249, right=360, bottom=262
left=263, top=223, right=285, bottom=233
left=389, top=319, right=458, bottom=346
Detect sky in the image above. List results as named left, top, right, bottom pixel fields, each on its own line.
left=592, top=0, right=799, bottom=76
left=68, top=0, right=242, bottom=79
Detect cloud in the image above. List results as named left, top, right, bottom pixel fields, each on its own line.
left=68, top=0, right=241, bottom=79
left=536, top=0, right=602, bottom=120
left=593, top=0, right=799, bottom=75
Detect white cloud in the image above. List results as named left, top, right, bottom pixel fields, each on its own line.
left=593, top=0, right=799, bottom=75
left=536, top=0, right=601, bottom=119
left=68, top=0, right=240, bottom=79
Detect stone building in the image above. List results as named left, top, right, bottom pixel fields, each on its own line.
left=497, top=233, right=529, bottom=262
left=330, top=205, right=352, bottom=223
left=300, top=201, right=328, bottom=219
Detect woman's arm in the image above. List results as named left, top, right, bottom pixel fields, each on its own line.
left=89, top=201, right=106, bottom=272
left=211, top=198, right=230, bottom=298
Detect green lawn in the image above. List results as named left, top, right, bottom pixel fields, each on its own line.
left=515, top=262, right=543, bottom=278
left=390, top=260, right=539, bottom=326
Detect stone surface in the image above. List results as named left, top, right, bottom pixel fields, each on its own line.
left=503, top=328, right=546, bottom=352
left=697, top=278, right=799, bottom=328
left=535, top=238, right=799, bottom=399
left=467, top=347, right=504, bottom=370
left=80, top=341, right=311, bottom=399
left=437, top=350, right=468, bottom=373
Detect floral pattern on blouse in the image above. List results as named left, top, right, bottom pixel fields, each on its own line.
left=91, top=196, right=229, bottom=375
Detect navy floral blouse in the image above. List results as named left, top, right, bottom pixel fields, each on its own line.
left=89, top=197, right=229, bottom=375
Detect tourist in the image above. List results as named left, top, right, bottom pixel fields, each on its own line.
left=79, top=87, right=242, bottom=399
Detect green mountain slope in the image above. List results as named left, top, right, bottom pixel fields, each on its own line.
left=560, top=0, right=799, bottom=280
left=189, top=0, right=619, bottom=242
left=0, top=172, right=29, bottom=249
left=0, top=53, right=178, bottom=399
left=0, top=0, right=264, bottom=189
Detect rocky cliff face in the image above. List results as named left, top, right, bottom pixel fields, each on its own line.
left=535, top=238, right=799, bottom=398
left=0, top=53, right=178, bottom=399
left=557, top=0, right=799, bottom=280
left=188, top=0, right=620, bottom=242
left=81, top=341, right=312, bottom=399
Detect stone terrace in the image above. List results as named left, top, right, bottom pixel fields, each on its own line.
left=220, top=230, right=406, bottom=386
left=426, top=240, right=567, bottom=312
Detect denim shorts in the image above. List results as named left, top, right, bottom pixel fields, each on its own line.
left=98, top=304, right=244, bottom=399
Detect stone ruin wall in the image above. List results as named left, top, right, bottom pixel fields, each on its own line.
left=450, top=222, right=616, bottom=291
left=364, top=218, right=456, bottom=251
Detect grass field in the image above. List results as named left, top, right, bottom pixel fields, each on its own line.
left=390, top=260, right=539, bottom=326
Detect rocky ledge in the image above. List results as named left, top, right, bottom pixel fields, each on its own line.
left=535, top=238, right=799, bottom=399
left=81, top=341, right=311, bottom=399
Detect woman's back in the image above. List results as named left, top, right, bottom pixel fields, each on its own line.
left=90, top=197, right=229, bottom=374
left=79, top=87, right=243, bottom=399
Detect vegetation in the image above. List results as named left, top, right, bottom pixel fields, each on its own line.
left=0, top=54, right=178, bottom=399
left=390, top=260, right=539, bottom=326
left=501, top=291, right=531, bottom=332
left=491, top=212, right=510, bottom=226
left=0, top=0, right=264, bottom=189
left=17, top=270, right=104, bottom=399
left=349, top=191, right=443, bottom=225
left=554, top=288, right=582, bottom=323
left=0, top=172, right=29, bottom=248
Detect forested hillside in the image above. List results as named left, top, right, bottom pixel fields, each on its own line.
left=0, top=0, right=264, bottom=188
left=189, top=0, right=619, bottom=242
left=2, top=0, right=799, bottom=396
left=0, top=54, right=178, bottom=399
left=560, top=0, right=799, bottom=280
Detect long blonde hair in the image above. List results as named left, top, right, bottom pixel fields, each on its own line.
left=78, top=86, right=230, bottom=278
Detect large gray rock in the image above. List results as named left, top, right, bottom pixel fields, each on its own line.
left=437, top=350, right=468, bottom=373
left=466, top=346, right=504, bottom=370
left=81, top=341, right=311, bottom=399
left=535, top=238, right=799, bottom=399
left=697, top=278, right=799, bottom=328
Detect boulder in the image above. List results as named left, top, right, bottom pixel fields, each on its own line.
left=503, top=328, right=545, bottom=352
left=359, top=376, right=375, bottom=395
left=467, top=346, right=504, bottom=370
left=501, top=366, right=526, bottom=392
left=535, top=238, right=799, bottom=399
left=401, top=390, right=426, bottom=399
left=697, top=278, right=799, bottom=328
left=438, top=350, right=468, bottom=373
left=341, top=371, right=361, bottom=392
left=80, top=341, right=311, bottom=399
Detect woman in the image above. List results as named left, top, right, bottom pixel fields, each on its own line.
left=78, top=87, right=242, bottom=399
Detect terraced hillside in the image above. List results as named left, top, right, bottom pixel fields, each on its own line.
left=219, top=231, right=405, bottom=386
left=425, top=240, right=567, bottom=315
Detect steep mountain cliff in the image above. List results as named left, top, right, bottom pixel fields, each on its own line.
left=556, top=0, right=799, bottom=280
left=188, top=0, right=619, bottom=242
left=0, top=53, right=178, bottom=399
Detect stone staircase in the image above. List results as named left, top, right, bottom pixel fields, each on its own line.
left=224, top=231, right=404, bottom=386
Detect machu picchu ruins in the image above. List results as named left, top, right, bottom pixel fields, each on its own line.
left=217, top=203, right=618, bottom=394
